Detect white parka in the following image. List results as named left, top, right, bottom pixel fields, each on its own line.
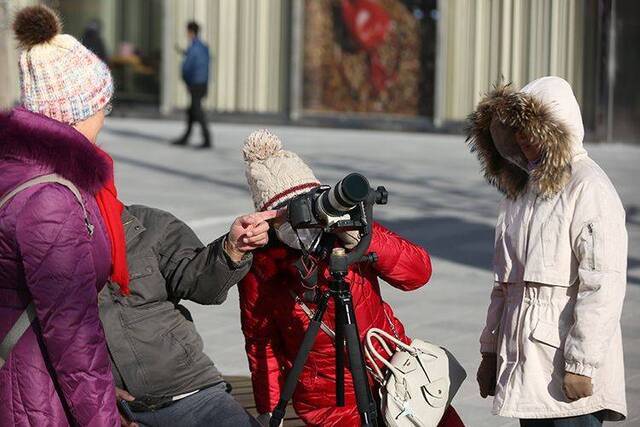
left=467, top=77, right=628, bottom=421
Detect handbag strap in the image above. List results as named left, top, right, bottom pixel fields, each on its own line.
left=0, top=174, right=94, bottom=235
left=289, top=290, right=336, bottom=339
left=381, top=304, right=401, bottom=340
left=0, top=303, right=36, bottom=369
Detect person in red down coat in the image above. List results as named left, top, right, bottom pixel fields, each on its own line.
left=238, top=129, right=465, bottom=427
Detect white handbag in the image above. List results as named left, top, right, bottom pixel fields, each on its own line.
left=364, top=328, right=466, bottom=427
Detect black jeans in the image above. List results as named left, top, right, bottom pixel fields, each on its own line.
left=182, top=84, right=211, bottom=145
left=520, top=411, right=605, bottom=427
left=132, top=382, right=260, bottom=427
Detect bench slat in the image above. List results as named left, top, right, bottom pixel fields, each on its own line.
left=226, top=375, right=303, bottom=426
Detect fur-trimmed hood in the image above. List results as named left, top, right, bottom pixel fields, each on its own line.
left=0, top=107, right=111, bottom=194
left=466, top=76, right=585, bottom=199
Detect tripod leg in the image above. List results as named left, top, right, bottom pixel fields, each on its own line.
left=335, top=302, right=345, bottom=406
left=270, top=293, right=330, bottom=427
left=342, top=301, right=379, bottom=426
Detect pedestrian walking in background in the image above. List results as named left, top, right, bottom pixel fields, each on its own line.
left=0, top=5, right=124, bottom=425
left=81, top=19, right=108, bottom=63
left=468, top=76, right=628, bottom=426
left=173, top=21, right=212, bottom=149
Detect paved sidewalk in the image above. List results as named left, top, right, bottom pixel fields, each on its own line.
left=103, top=117, right=640, bottom=426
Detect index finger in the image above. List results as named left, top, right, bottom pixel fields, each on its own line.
left=242, top=209, right=285, bottom=225
left=249, top=208, right=287, bottom=223
left=261, top=208, right=287, bottom=221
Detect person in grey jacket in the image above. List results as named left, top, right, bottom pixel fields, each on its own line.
left=100, top=204, right=279, bottom=427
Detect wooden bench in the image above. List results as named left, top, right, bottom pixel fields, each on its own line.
left=226, top=376, right=305, bottom=426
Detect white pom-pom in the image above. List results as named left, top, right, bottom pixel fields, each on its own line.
left=243, top=129, right=283, bottom=161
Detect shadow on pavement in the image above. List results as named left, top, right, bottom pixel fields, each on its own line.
left=111, top=154, right=247, bottom=192
left=103, top=127, right=173, bottom=143
left=379, top=216, right=495, bottom=272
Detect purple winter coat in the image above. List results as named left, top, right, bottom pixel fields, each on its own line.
left=0, top=108, right=120, bottom=426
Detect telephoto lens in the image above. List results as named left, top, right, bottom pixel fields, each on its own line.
left=317, top=173, right=370, bottom=219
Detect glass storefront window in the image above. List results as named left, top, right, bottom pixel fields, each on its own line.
left=301, top=0, right=437, bottom=119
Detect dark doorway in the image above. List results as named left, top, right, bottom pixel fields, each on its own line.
left=56, top=0, right=163, bottom=105
left=611, top=0, right=640, bottom=144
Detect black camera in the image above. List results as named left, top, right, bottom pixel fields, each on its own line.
left=287, top=173, right=388, bottom=233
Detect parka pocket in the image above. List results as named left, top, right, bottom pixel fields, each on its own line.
left=162, top=321, right=196, bottom=369
left=128, top=316, right=198, bottom=389
left=125, top=254, right=167, bottom=305
left=530, top=307, right=572, bottom=350
left=122, top=301, right=166, bottom=326
left=581, top=221, right=603, bottom=271
left=531, top=319, right=563, bottom=349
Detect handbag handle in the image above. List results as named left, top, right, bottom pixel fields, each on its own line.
left=365, top=328, right=417, bottom=382
left=367, top=328, right=415, bottom=354
left=364, top=332, right=393, bottom=382
left=368, top=333, right=400, bottom=374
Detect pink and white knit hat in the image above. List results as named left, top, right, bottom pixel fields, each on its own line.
left=13, top=5, right=113, bottom=124
left=243, top=129, right=321, bottom=211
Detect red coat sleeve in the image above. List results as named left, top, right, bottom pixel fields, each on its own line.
left=366, top=222, right=432, bottom=291
left=239, top=272, right=286, bottom=414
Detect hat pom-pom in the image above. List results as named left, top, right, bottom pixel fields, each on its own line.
left=243, top=129, right=283, bottom=161
left=13, top=5, right=61, bottom=49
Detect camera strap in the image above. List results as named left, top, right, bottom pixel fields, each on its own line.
left=289, top=289, right=335, bottom=339
left=294, top=233, right=338, bottom=291
left=294, top=256, right=319, bottom=289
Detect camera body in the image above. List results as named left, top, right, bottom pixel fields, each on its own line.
left=288, top=185, right=367, bottom=232
left=287, top=173, right=387, bottom=233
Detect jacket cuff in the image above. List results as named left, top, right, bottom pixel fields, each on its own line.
left=565, top=360, right=596, bottom=378
left=222, top=248, right=253, bottom=270
left=220, top=236, right=253, bottom=269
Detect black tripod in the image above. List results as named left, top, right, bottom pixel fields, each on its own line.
left=270, top=190, right=386, bottom=427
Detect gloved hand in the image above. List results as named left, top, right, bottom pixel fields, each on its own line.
left=337, top=230, right=361, bottom=249
left=477, top=352, right=497, bottom=398
left=563, top=372, right=593, bottom=401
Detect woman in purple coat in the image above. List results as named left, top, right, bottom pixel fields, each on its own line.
left=0, top=6, right=122, bottom=426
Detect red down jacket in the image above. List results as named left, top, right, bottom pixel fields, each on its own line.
left=239, top=222, right=464, bottom=426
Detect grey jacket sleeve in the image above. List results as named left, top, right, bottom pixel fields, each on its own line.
left=158, top=217, right=253, bottom=304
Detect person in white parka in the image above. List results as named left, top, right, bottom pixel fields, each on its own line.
left=466, top=76, right=628, bottom=426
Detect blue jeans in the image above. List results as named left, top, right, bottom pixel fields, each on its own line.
left=132, top=382, right=260, bottom=427
left=520, top=412, right=604, bottom=427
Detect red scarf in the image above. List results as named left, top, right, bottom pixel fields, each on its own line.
left=95, top=150, right=130, bottom=295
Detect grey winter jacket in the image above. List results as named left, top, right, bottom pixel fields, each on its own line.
left=98, top=205, right=251, bottom=401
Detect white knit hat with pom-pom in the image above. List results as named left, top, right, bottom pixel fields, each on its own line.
left=12, top=5, right=113, bottom=124
left=243, top=129, right=320, bottom=211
